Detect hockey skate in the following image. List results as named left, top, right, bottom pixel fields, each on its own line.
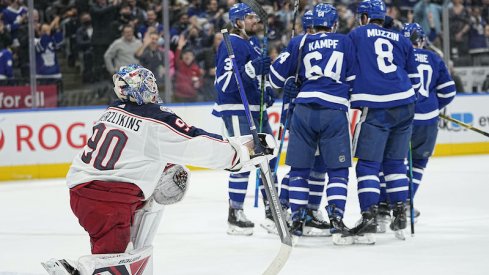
left=227, top=207, right=254, bottom=236
left=326, top=205, right=353, bottom=245
left=351, top=205, right=378, bottom=245
left=303, top=209, right=332, bottom=237
left=376, top=202, right=391, bottom=233
left=42, top=258, right=79, bottom=275
left=260, top=204, right=290, bottom=235
left=289, top=208, right=307, bottom=237
left=390, top=201, right=407, bottom=240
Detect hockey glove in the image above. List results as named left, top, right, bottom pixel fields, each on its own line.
left=227, top=133, right=277, bottom=173
left=283, top=76, right=299, bottom=99
left=265, top=87, right=277, bottom=108
left=241, top=56, right=271, bottom=81
left=153, top=164, right=190, bottom=205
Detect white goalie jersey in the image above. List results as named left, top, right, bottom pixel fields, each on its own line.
left=67, top=101, right=239, bottom=199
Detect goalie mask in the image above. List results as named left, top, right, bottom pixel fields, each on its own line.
left=113, top=64, right=160, bottom=105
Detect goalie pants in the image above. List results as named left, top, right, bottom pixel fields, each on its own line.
left=69, top=181, right=145, bottom=254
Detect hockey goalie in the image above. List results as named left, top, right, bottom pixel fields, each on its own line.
left=42, top=64, right=276, bottom=275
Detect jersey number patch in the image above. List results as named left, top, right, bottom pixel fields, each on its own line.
left=304, top=50, right=344, bottom=82
left=374, top=38, right=397, bottom=74
left=81, top=123, right=128, bottom=170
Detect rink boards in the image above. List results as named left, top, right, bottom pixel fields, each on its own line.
left=1, top=94, right=488, bottom=181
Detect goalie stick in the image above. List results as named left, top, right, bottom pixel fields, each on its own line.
left=221, top=28, right=292, bottom=275
left=440, top=114, right=489, bottom=138
left=240, top=0, right=270, bottom=208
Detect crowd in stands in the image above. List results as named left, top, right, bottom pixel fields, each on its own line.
left=2, top=0, right=489, bottom=105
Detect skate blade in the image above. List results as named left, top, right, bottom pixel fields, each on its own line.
left=260, top=218, right=278, bottom=235
left=394, top=229, right=406, bottom=240
left=332, top=234, right=354, bottom=245
left=227, top=225, right=253, bottom=236
left=353, top=233, right=375, bottom=245
left=303, top=226, right=332, bottom=237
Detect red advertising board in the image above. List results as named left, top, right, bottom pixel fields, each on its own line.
left=0, top=85, right=58, bottom=109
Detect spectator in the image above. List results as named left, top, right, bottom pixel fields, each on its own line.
left=449, top=0, right=470, bottom=59
left=36, top=17, right=63, bottom=83
left=336, top=3, right=355, bottom=34
left=174, top=35, right=202, bottom=102
left=136, top=9, right=162, bottom=40
left=2, top=0, right=27, bottom=46
left=205, top=0, right=225, bottom=30
left=127, top=0, right=146, bottom=27
left=109, top=3, right=135, bottom=43
left=135, top=31, right=175, bottom=89
left=0, top=14, right=12, bottom=49
left=76, top=12, right=95, bottom=83
left=196, top=32, right=221, bottom=102
left=413, top=0, right=442, bottom=38
left=104, top=24, right=142, bottom=74
left=90, top=0, right=121, bottom=81
left=469, top=6, right=487, bottom=52
left=0, top=48, right=13, bottom=81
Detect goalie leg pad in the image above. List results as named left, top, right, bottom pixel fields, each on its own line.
left=77, top=246, right=153, bottom=275
left=131, top=198, right=164, bottom=250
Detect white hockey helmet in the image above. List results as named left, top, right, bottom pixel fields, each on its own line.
left=113, top=64, right=161, bottom=105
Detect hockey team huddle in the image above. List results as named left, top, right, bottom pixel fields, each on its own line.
left=43, top=0, right=456, bottom=274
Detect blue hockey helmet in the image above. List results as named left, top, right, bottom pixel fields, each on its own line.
left=302, top=10, right=314, bottom=30
left=229, top=3, right=256, bottom=27
left=113, top=64, right=160, bottom=105
left=312, top=3, right=338, bottom=29
left=357, top=0, right=386, bottom=21
left=403, top=23, right=426, bottom=46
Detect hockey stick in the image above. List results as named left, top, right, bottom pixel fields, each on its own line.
left=273, top=34, right=308, bottom=177
left=408, top=143, right=415, bottom=236
left=221, top=29, right=292, bottom=275
left=273, top=0, right=300, bottom=177
left=439, top=114, right=489, bottom=138
left=241, top=0, right=270, bottom=208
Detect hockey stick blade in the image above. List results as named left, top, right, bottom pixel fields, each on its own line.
left=241, top=0, right=268, bottom=27
left=440, top=114, right=489, bottom=137
left=262, top=243, right=293, bottom=275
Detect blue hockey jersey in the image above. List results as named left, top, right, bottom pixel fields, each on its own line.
left=213, top=33, right=269, bottom=117
left=348, top=24, right=420, bottom=108
left=0, top=49, right=13, bottom=79
left=269, top=32, right=356, bottom=112
left=412, top=48, right=456, bottom=125
left=35, top=31, right=63, bottom=78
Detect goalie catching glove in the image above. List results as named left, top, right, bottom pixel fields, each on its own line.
left=227, top=133, right=277, bottom=172
left=153, top=164, right=190, bottom=205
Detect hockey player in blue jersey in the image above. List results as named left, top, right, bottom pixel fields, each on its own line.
left=268, top=9, right=333, bottom=237
left=400, top=23, right=456, bottom=219
left=349, top=0, right=420, bottom=243
left=269, top=3, right=356, bottom=244
left=213, top=3, right=277, bottom=235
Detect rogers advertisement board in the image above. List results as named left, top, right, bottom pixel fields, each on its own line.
left=0, top=95, right=488, bottom=168
left=0, top=85, right=58, bottom=109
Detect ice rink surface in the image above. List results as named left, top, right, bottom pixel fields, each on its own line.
left=1, top=155, right=489, bottom=275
